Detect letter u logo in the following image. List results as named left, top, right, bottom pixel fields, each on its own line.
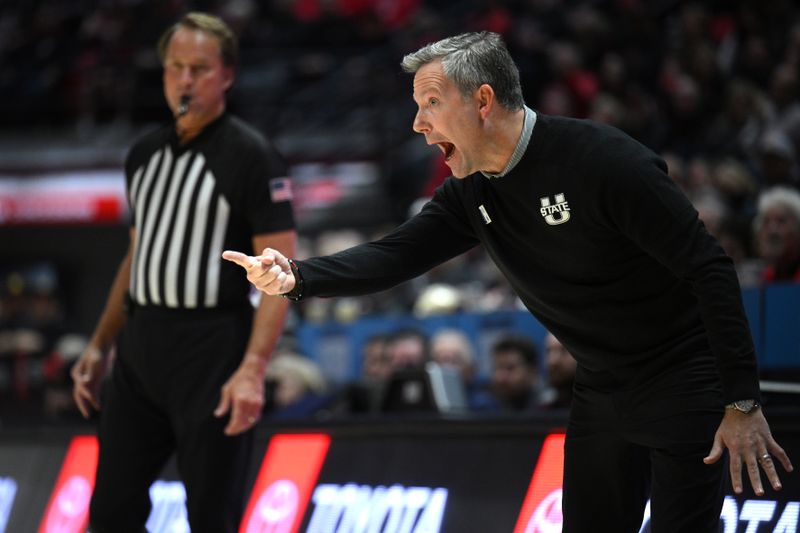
left=539, top=194, right=571, bottom=225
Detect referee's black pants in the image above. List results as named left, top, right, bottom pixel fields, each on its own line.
left=89, top=305, right=254, bottom=533
left=562, top=360, right=726, bottom=533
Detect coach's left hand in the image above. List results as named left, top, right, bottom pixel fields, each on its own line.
left=214, top=353, right=266, bottom=436
left=704, top=409, right=793, bottom=495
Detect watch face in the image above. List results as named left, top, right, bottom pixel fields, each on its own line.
left=735, top=399, right=756, bottom=413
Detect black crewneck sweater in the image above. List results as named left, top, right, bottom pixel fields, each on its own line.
left=295, top=114, right=759, bottom=403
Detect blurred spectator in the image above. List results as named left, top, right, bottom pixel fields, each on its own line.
left=264, top=352, right=329, bottom=419
left=690, top=188, right=730, bottom=238
left=704, top=79, right=771, bottom=160
left=667, top=154, right=715, bottom=199
left=361, top=332, right=392, bottom=384
left=545, top=41, right=598, bottom=118
left=486, top=334, right=544, bottom=412
left=347, top=332, right=392, bottom=414
left=588, top=92, right=625, bottom=129
left=686, top=156, right=714, bottom=197
left=316, top=332, right=393, bottom=417
left=756, top=129, right=799, bottom=189
left=766, top=63, right=800, bottom=154
left=540, top=332, right=576, bottom=410
left=754, top=186, right=800, bottom=283
left=715, top=217, right=764, bottom=289
left=429, top=328, right=492, bottom=410
left=1, top=0, right=800, bottom=164
left=0, top=263, right=66, bottom=424
left=709, top=158, right=758, bottom=219
left=660, top=70, right=708, bottom=158
left=331, top=327, right=431, bottom=416
left=537, top=82, right=575, bottom=117
left=430, top=328, right=475, bottom=382
left=385, top=327, right=429, bottom=372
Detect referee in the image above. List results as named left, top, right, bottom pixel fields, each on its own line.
left=71, top=12, right=295, bottom=533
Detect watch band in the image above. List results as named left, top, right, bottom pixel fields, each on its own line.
left=280, top=258, right=304, bottom=301
left=725, top=399, right=760, bottom=414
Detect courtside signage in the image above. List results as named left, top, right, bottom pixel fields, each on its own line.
left=514, top=432, right=800, bottom=533
left=37, top=435, right=98, bottom=533
left=28, top=430, right=800, bottom=532
left=36, top=438, right=194, bottom=533
left=305, top=483, right=448, bottom=533
left=513, top=433, right=564, bottom=533
left=0, top=477, right=17, bottom=533
left=240, top=433, right=331, bottom=533
left=146, top=481, right=189, bottom=532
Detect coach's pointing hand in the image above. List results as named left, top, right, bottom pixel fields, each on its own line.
left=222, top=248, right=296, bottom=296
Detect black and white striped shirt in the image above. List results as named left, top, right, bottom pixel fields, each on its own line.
left=125, top=114, right=294, bottom=310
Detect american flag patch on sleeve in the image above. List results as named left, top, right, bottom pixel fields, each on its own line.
left=269, top=177, right=293, bottom=202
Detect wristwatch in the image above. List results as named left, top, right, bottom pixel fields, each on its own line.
left=725, top=399, right=760, bottom=414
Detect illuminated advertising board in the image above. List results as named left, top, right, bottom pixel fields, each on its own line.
left=242, top=429, right=543, bottom=532
left=38, top=435, right=98, bottom=533
left=146, top=481, right=189, bottom=532
left=1, top=421, right=798, bottom=532
left=511, top=433, right=800, bottom=533
left=247, top=429, right=800, bottom=533
left=0, top=477, right=17, bottom=533
left=513, top=433, right=565, bottom=533
left=239, top=433, right=330, bottom=533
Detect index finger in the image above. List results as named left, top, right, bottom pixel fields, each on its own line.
left=222, top=250, right=257, bottom=269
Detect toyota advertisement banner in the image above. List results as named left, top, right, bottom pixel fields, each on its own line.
left=1, top=423, right=798, bottom=533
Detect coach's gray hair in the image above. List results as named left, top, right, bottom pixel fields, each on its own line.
left=401, top=32, right=524, bottom=111
left=754, top=186, right=800, bottom=232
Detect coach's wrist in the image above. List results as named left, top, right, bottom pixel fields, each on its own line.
left=280, top=259, right=304, bottom=301
left=725, top=399, right=760, bottom=414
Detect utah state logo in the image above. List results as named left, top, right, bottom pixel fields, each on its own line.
left=539, top=194, right=571, bottom=225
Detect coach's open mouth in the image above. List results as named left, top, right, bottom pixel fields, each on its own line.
left=437, top=142, right=455, bottom=161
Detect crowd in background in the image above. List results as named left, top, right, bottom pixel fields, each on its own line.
left=251, top=326, right=578, bottom=421
left=2, top=0, right=800, bottom=425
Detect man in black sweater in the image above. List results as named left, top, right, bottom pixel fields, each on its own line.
left=224, top=32, right=793, bottom=532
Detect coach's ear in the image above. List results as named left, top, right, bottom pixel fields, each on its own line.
left=476, top=84, right=495, bottom=120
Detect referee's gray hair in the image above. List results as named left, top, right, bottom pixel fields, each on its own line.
left=754, top=186, right=800, bottom=232
left=401, top=32, right=525, bottom=111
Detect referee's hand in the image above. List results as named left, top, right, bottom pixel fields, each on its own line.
left=214, top=354, right=266, bottom=436
left=222, top=248, right=296, bottom=296
left=71, top=346, right=106, bottom=418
